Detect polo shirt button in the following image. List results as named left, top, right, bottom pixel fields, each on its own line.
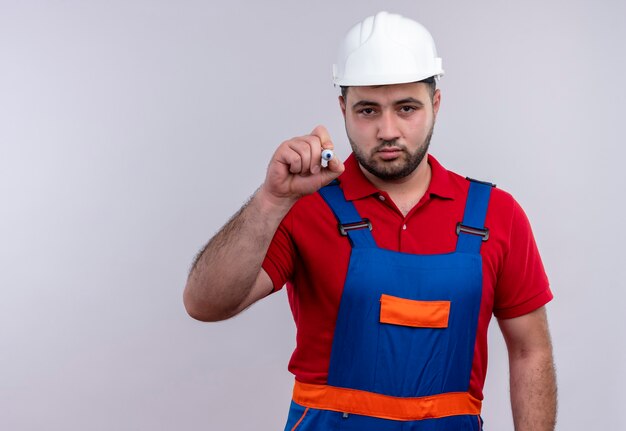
left=403, top=224, right=407, bottom=230
left=378, top=195, right=385, bottom=201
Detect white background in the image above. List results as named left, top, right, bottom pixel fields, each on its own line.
left=1, top=1, right=624, bottom=429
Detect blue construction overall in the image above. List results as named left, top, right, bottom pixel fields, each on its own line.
left=284, top=179, right=493, bottom=431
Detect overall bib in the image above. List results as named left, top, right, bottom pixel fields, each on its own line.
left=284, top=179, right=492, bottom=431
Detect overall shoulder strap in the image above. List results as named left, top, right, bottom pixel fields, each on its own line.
left=318, top=181, right=376, bottom=249
left=455, top=178, right=495, bottom=254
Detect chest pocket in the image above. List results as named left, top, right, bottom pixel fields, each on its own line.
left=379, top=294, right=450, bottom=328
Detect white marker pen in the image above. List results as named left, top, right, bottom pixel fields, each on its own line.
left=321, top=149, right=334, bottom=167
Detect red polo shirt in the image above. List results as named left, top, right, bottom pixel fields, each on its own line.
left=262, top=153, right=552, bottom=400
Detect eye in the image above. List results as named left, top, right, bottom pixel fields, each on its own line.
left=358, top=107, right=376, bottom=116
left=399, top=105, right=417, bottom=114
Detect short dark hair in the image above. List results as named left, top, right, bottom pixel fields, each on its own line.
left=340, top=76, right=437, bottom=101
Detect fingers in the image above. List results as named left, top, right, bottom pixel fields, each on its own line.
left=310, top=126, right=344, bottom=175
left=325, top=152, right=345, bottom=175
left=278, top=125, right=336, bottom=176
left=280, top=135, right=322, bottom=175
left=311, top=125, right=333, bottom=151
left=265, top=126, right=345, bottom=199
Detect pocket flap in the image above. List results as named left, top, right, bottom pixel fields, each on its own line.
left=379, top=294, right=450, bottom=328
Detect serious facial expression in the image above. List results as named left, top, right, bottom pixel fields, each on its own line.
left=340, top=82, right=440, bottom=181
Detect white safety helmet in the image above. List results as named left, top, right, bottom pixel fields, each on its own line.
left=333, top=11, right=444, bottom=86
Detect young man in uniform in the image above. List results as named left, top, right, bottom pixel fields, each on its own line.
left=184, top=11, right=557, bottom=431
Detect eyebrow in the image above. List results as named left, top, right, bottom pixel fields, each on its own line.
left=352, top=100, right=379, bottom=109
left=395, top=97, right=425, bottom=107
left=351, top=97, right=425, bottom=109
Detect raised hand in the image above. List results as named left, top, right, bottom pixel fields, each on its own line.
left=262, top=125, right=344, bottom=205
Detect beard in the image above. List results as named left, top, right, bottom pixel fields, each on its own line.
left=349, top=124, right=434, bottom=181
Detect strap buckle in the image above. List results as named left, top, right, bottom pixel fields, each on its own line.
left=456, top=222, right=490, bottom=241
left=339, top=219, right=372, bottom=236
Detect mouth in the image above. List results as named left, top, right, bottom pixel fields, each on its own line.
left=376, top=147, right=404, bottom=161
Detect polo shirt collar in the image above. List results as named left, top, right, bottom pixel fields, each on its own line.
left=338, top=153, right=456, bottom=201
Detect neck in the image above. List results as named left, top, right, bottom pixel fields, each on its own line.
left=360, top=155, right=432, bottom=215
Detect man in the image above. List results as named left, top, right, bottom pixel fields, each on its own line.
left=184, top=11, right=556, bottom=431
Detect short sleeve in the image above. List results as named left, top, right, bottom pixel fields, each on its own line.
left=262, top=210, right=296, bottom=292
left=493, top=199, right=553, bottom=319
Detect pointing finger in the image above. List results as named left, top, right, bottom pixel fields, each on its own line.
left=311, top=125, right=333, bottom=150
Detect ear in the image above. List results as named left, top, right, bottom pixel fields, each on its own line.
left=339, top=95, right=346, bottom=119
left=432, top=89, right=441, bottom=117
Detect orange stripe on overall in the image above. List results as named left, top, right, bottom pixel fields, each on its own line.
left=292, top=381, right=482, bottom=422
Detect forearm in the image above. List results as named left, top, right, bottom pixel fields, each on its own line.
left=183, top=125, right=343, bottom=321
left=509, top=348, right=557, bottom=431
left=184, top=186, right=295, bottom=321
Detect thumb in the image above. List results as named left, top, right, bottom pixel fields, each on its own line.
left=320, top=154, right=345, bottom=184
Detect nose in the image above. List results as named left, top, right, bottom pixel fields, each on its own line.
left=376, top=110, right=401, bottom=142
